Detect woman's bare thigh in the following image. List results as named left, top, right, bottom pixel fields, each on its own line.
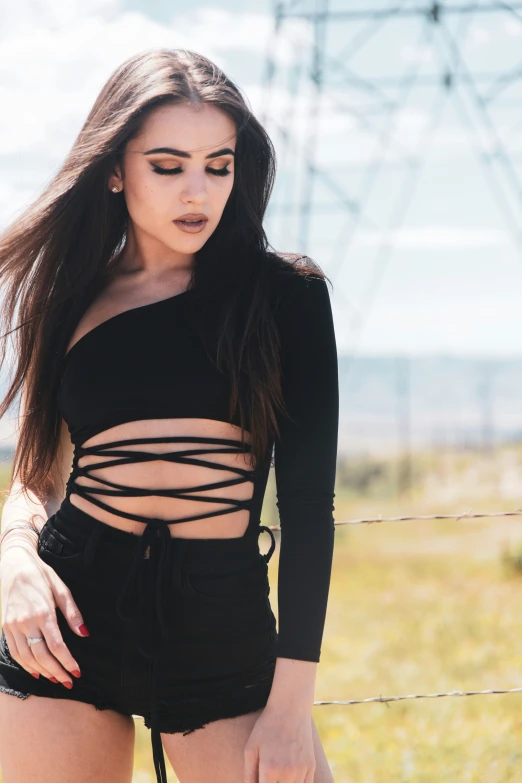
left=0, top=692, right=135, bottom=783
left=162, top=708, right=334, bottom=783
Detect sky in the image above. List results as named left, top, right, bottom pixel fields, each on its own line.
left=2, top=0, right=522, bottom=358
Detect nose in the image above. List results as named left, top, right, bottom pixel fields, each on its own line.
left=180, top=171, right=209, bottom=203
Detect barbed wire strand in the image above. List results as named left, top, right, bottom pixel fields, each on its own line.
left=335, top=508, right=522, bottom=526
left=313, top=687, right=522, bottom=707
left=265, top=509, right=522, bottom=530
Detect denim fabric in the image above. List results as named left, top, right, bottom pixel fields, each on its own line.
left=0, top=498, right=278, bottom=783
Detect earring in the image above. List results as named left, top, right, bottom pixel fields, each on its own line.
left=111, top=186, right=120, bottom=193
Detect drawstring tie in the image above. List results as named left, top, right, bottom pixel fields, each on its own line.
left=84, top=519, right=276, bottom=783
left=116, top=519, right=185, bottom=783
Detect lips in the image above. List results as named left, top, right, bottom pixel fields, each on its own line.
left=173, top=217, right=208, bottom=234
left=174, top=213, right=208, bottom=222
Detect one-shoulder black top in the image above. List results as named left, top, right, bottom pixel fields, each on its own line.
left=58, top=255, right=339, bottom=663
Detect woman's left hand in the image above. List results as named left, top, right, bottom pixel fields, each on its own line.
left=244, top=705, right=316, bottom=783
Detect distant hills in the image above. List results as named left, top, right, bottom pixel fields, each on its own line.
left=1, top=354, right=522, bottom=459
left=339, top=354, right=522, bottom=455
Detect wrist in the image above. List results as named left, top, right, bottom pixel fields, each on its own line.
left=0, top=527, right=39, bottom=557
left=265, top=657, right=317, bottom=715
left=0, top=538, right=41, bottom=581
left=264, top=697, right=314, bottom=718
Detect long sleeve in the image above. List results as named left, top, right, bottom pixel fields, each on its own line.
left=272, top=267, right=339, bottom=662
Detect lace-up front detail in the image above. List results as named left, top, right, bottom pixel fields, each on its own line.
left=66, top=434, right=256, bottom=526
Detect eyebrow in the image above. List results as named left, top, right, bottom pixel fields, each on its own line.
left=143, top=147, right=235, bottom=159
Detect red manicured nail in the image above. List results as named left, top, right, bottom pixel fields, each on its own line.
left=62, top=681, right=73, bottom=689
left=49, top=676, right=59, bottom=683
left=78, top=624, right=90, bottom=636
left=71, top=669, right=81, bottom=678
left=30, top=672, right=39, bottom=679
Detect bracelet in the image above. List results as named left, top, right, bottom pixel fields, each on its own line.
left=0, top=523, right=40, bottom=552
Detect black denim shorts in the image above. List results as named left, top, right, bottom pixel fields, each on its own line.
left=0, top=498, right=278, bottom=783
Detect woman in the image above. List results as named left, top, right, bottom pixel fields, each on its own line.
left=0, top=48, right=338, bottom=783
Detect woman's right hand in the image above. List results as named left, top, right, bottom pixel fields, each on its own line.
left=0, top=543, right=88, bottom=687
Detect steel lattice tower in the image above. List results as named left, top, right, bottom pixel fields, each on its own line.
left=259, top=1, right=522, bottom=363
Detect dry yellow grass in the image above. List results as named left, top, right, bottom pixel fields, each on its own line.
left=309, top=445, right=522, bottom=782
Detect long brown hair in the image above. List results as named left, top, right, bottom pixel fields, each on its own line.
left=0, top=47, right=327, bottom=503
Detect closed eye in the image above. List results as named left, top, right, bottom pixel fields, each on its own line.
left=151, top=165, right=232, bottom=178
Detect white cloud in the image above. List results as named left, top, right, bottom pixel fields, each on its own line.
left=0, top=14, right=181, bottom=154
left=355, top=225, right=510, bottom=251
left=505, top=19, right=522, bottom=37
left=1, top=0, right=122, bottom=36
left=345, top=297, right=522, bottom=357
left=469, top=26, right=491, bottom=47
left=0, top=4, right=307, bottom=163
left=400, top=45, right=433, bottom=65
left=164, top=6, right=313, bottom=65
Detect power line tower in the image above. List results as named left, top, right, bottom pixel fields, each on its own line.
left=260, top=1, right=522, bottom=372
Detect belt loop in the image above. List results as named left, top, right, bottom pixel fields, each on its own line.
left=258, top=525, right=276, bottom=563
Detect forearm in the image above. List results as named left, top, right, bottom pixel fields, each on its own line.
left=265, top=657, right=317, bottom=715
left=0, top=481, right=48, bottom=557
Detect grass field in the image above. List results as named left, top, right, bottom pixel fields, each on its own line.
left=2, top=444, right=522, bottom=781
left=314, top=445, right=522, bottom=782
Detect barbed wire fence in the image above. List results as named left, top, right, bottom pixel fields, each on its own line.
left=263, top=508, right=522, bottom=708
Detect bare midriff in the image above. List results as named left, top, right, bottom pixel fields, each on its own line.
left=68, top=417, right=256, bottom=539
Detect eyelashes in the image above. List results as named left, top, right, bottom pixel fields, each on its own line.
left=151, top=165, right=232, bottom=178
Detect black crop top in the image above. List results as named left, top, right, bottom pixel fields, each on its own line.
left=58, top=255, right=339, bottom=664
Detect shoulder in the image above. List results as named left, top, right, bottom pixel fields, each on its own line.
left=266, top=250, right=325, bottom=279
left=264, top=252, right=337, bottom=374
left=264, top=250, right=332, bottom=310
left=267, top=251, right=330, bottom=300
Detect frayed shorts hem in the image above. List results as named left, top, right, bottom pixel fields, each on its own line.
left=0, top=674, right=134, bottom=716
left=0, top=663, right=275, bottom=736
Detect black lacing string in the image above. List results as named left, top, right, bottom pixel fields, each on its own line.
left=67, top=435, right=256, bottom=525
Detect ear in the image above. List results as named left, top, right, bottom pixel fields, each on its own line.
left=108, top=163, right=123, bottom=193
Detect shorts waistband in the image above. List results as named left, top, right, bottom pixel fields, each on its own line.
left=51, top=497, right=275, bottom=573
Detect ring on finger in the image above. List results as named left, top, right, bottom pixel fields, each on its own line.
left=26, top=636, right=44, bottom=645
